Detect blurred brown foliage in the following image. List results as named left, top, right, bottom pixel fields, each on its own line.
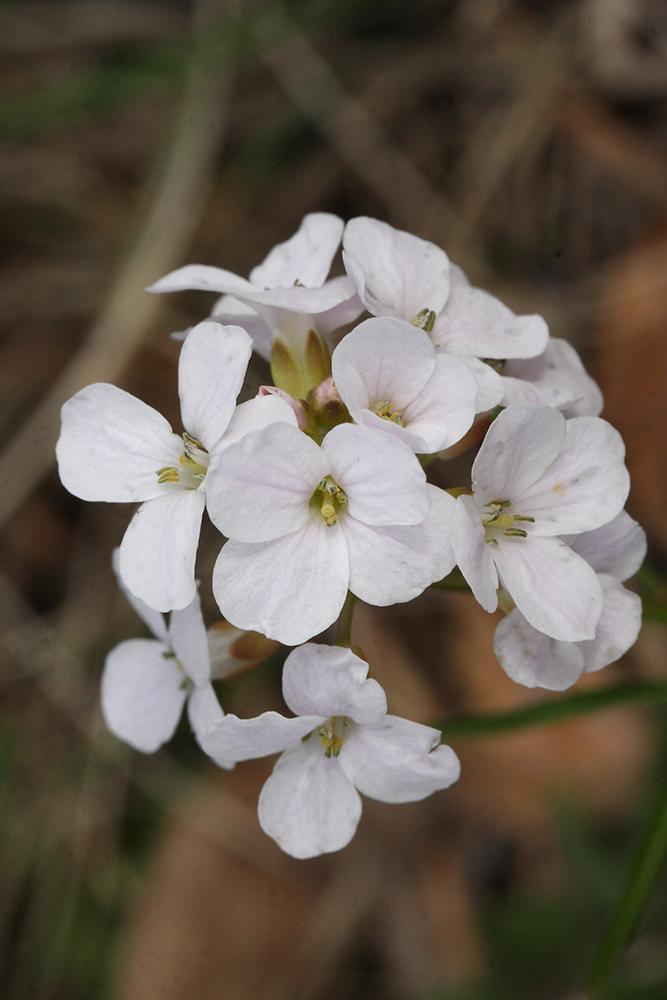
left=2, top=0, right=667, bottom=998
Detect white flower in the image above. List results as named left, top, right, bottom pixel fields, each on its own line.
left=206, top=421, right=456, bottom=645
left=443, top=404, right=631, bottom=641
left=147, top=213, right=362, bottom=360
left=200, top=643, right=460, bottom=858
left=493, top=511, right=645, bottom=689
left=342, top=216, right=549, bottom=411
left=56, top=321, right=296, bottom=611
left=102, top=557, right=228, bottom=755
left=502, top=338, right=604, bottom=416
left=331, top=316, right=478, bottom=453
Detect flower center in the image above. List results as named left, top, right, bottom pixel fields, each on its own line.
left=310, top=475, right=348, bottom=527
left=481, top=499, right=535, bottom=546
left=156, top=432, right=210, bottom=489
left=371, top=399, right=405, bottom=426
left=303, top=716, right=352, bottom=757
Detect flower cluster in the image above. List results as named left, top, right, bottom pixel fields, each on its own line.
left=56, top=213, right=644, bottom=858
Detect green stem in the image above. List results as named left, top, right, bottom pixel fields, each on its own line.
left=336, top=591, right=357, bottom=647
left=586, top=773, right=667, bottom=994
left=435, top=680, right=667, bottom=740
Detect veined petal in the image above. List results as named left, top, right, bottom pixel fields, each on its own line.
left=146, top=264, right=256, bottom=296
left=213, top=519, right=350, bottom=646
left=250, top=213, right=343, bottom=289
left=580, top=575, right=642, bottom=673
left=323, top=424, right=429, bottom=526
left=471, top=404, right=566, bottom=503
left=206, top=422, right=327, bottom=543
left=452, top=494, right=499, bottom=612
left=518, top=417, right=630, bottom=534
left=434, top=283, right=548, bottom=359
left=493, top=534, right=603, bottom=641
left=57, top=383, right=182, bottom=502
left=118, top=489, right=205, bottom=612
left=201, top=712, right=323, bottom=766
left=343, top=485, right=456, bottom=606
left=565, top=511, right=647, bottom=581
left=342, top=217, right=450, bottom=319
left=340, top=717, right=460, bottom=803
left=101, top=638, right=187, bottom=752
left=178, top=322, right=252, bottom=452
left=187, top=682, right=226, bottom=749
left=167, top=587, right=210, bottom=686
left=258, top=740, right=362, bottom=859
left=400, top=351, right=477, bottom=452
left=282, top=644, right=387, bottom=722
left=493, top=609, right=586, bottom=690
left=111, top=548, right=168, bottom=642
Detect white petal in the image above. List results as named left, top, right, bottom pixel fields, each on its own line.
left=493, top=535, right=603, bottom=641
left=101, top=638, right=187, bottom=752
left=111, top=548, right=168, bottom=642
left=57, top=384, right=182, bottom=502
left=434, top=283, right=548, bottom=359
left=146, top=264, right=256, bottom=296
left=258, top=740, right=362, bottom=858
left=400, top=351, right=477, bottom=452
left=565, top=511, right=647, bottom=581
left=343, top=485, right=457, bottom=606
left=323, top=423, right=429, bottom=526
left=178, top=322, right=252, bottom=452
left=471, top=404, right=566, bottom=503
left=502, top=338, right=604, bottom=415
left=343, top=217, right=450, bottom=319
left=314, top=278, right=365, bottom=335
left=213, top=519, right=350, bottom=645
left=187, top=682, right=226, bottom=749
left=230, top=282, right=353, bottom=315
left=206, top=422, right=327, bottom=543
left=451, top=495, right=499, bottom=612
left=456, top=355, right=505, bottom=412
left=118, top=490, right=205, bottom=612
left=580, top=575, right=643, bottom=673
left=332, top=317, right=436, bottom=411
left=210, top=296, right=272, bottom=361
left=282, top=644, right=387, bottom=722
left=250, top=213, right=343, bottom=289
left=200, top=711, right=323, bottom=765
left=518, top=417, right=630, bottom=534
left=493, top=609, right=586, bottom=690
left=216, top=393, right=298, bottom=451
left=167, top=587, right=210, bottom=686
left=340, top=717, right=460, bottom=803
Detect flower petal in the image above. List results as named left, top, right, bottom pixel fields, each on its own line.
left=457, top=355, right=505, bottom=412
left=178, top=321, right=252, bottom=452
left=206, top=422, right=327, bottom=543
left=187, top=682, right=227, bottom=749
left=580, top=574, right=643, bottom=674
left=167, top=587, right=210, bottom=686
left=57, top=383, right=182, bottom=502
left=101, top=638, right=187, bottom=752
left=340, top=717, right=460, bottom=803
left=434, top=280, right=548, bottom=359
left=323, top=423, right=429, bottom=526
left=493, top=534, right=603, bottom=641
left=200, top=711, right=323, bottom=765
left=282, top=643, right=387, bottom=722
left=250, top=213, right=344, bottom=289
left=451, top=494, right=499, bottom=612
left=502, top=338, right=604, bottom=415
left=213, top=519, right=350, bottom=645
left=118, top=489, right=205, bottom=612
left=217, top=392, right=298, bottom=452
left=565, top=511, right=647, bottom=581
left=111, top=548, right=168, bottom=642
left=258, top=740, right=362, bottom=858
left=146, top=264, right=256, bottom=296
left=400, top=351, right=477, bottom=452
left=493, top=609, right=586, bottom=690
left=343, top=217, right=450, bottom=319
left=343, top=485, right=457, bottom=606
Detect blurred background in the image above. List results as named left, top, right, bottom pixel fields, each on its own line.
left=2, top=0, right=667, bottom=997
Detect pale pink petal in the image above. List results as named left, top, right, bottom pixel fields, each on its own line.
left=111, top=548, right=168, bottom=642
left=493, top=610, right=586, bottom=690
left=493, top=535, right=603, bottom=641
left=57, top=383, right=182, bottom=502
left=456, top=355, right=505, bottom=412
left=210, top=295, right=272, bottom=359
left=250, top=213, right=343, bottom=289
left=178, top=322, right=252, bottom=452
left=101, top=638, right=187, bottom=752
left=213, top=519, right=350, bottom=646
left=231, top=282, right=353, bottom=315
left=118, top=489, right=205, bottom=612
left=340, top=717, right=460, bottom=802
left=471, top=404, right=566, bottom=503
left=323, top=424, right=429, bottom=526
left=206, top=422, right=327, bottom=543
left=518, top=417, right=630, bottom=534
left=580, top=575, right=642, bottom=673
left=502, top=338, right=604, bottom=415
left=167, top=588, right=210, bottom=686
left=343, top=217, right=450, bottom=319
left=434, top=283, right=548, bottom=359
left=400, top=351, right=477, bottom=452
left=147, top=264, right=255, bottom=296
left=343, top=485, right=457, bottom=606
left=218, top=394, right=298, bottom=454
left=452, top=495, right=499, bottom=612
left=282, top=644, right=387, bottom=722
left=315, top=278, right=365, bottom=335
left=201, top=711, right=323, bottom=765
left=258, top=740, right=362, bottom=858
left=565, top=511, right=646, bottom=581
left=187, top=683, right=227, bottom=750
